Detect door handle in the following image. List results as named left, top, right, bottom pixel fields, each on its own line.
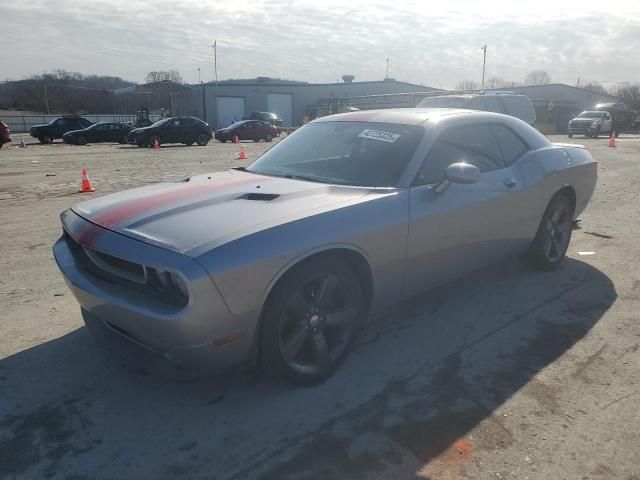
left=503, top=178, right=518, bottom=188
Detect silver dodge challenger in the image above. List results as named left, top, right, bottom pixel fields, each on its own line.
left=54, top=109, right=597, bottom=385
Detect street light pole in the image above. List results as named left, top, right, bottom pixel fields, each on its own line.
left=481, top=44, right=487, bottom=90
left=212, top=41, right=218, bottom=128
left=197, top=67, right=201, bottom=83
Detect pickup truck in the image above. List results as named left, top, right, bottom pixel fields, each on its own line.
left=568, top=111, right=613, bottom=138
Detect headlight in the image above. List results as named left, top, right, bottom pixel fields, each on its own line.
left=150, top=268, right=189, bottom=299
left=591, top=121, right=598, bottom=127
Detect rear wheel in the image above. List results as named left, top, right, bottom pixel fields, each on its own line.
left=265, top=133, right=273, bottom=142
left=41, top=135, right=52, bottom=144
left=592, top=127, right=600, bottom=139
left=195, top=134, right=209, bottom=146
left=261, top=257, right=365, bottom=385
left=523, top=194, right=574, bottom=271
left=76, top=135, right=87, bottom=145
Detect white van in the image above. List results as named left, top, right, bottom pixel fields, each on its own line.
left=417, top=94, right=536, bottom=126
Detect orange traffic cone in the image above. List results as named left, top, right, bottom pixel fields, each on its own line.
left=153, top=138, right=160, bottom=150
left=233, top=135, right=239, bottom=144
left=79, top=168, right=95, bottom=193
left=238, top=146, right=247, bottom=160
left=608, top=133, right=617, bottom=148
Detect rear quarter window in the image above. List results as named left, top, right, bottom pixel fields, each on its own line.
left=491, top=124, right=529, bottom=165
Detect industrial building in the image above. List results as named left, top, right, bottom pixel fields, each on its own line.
left=112, top=78, right=624, bottom=134
left=191, top=77, right=439, bottom=128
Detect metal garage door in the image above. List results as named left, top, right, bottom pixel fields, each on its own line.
left=267, top=93, right=293, bottom=126
left=217, top=97, right=245, bottom=128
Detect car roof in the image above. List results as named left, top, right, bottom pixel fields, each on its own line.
left=311, top=108, right=491, bottom=126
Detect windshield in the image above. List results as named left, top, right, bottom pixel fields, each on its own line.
left=577, top=112, right=603, bottom=119
left=418, top=97, right=467, bottom=108
left=226, top=121, right=247, bottom=128
left=247, top=122, right=423, bottom=187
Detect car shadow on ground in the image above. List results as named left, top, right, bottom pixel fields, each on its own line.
left=0, top=257, right=615, bottom=479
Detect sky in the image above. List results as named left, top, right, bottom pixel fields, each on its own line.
left=1, top=0, right=639, bottom=89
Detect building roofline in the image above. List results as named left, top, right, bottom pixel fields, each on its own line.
left=198, top=79, right=436, bottom=89
left=485, top=83, right=620, bottom=100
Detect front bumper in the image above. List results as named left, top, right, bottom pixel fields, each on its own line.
left=53, top=210, right=254, bottom=370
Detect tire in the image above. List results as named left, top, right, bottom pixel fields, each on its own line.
left=219, top=139, right=227, bottom=143
left=149, top=134, right=160, bottom=148
left=523, top=194, right=574, bottom=271
left=195, top=134, right=209, bottom=146
left=265, top=133, right=273, bottom=142
left=261, top=257, right=365, bottom=385
left=592, top=127, right=600, bottom=139
left=0, top=143, right=3, bottom=149
left=119, top=136, right=127, bottom=144
left=41, top=135, right=51, bottom=144
left=615, top=131, right=620, bottom=138
left=76, top=135, right=87, bottom=145
left=568, top=134, right=573, bottom=138
left=185, top=141, right=194, bottom=146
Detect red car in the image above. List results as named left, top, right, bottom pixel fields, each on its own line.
left=214, top=120, right=277, bottom=143
left=0, top=120, right=12, bottom=149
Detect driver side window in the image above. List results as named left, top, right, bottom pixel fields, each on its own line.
left=413, top=124, right=504, bottom=185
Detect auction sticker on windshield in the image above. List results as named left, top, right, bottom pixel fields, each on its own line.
left=358, top=129, right=400, bottom=143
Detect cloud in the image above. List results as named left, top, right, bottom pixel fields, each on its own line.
left=2, top=0, right=639, bottom=88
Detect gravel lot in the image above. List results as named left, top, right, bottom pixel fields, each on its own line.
left=1, top=134, right=639, bottom=480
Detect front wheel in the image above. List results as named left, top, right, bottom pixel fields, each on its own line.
left=523, top=194, right=574, bottom=271
left=261, top=257, right=365, bottom=385
left=40, top=135, right=52, bottom=144
left=195, top=134, right=209, bottom=146
left=265, top=133, right=273, bottom=142
left=568, top=134, right=573, bottom=138
left=149, top=134, right=161, bottom=147
left=76, top=135, right=87, bottom=145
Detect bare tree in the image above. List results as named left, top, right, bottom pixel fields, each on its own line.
left=613, top=83, right=640, bottom=110
left=455, top=79, right=480, bottom=91
left=144, top=70, right=183, bottom=84
left=524, top=70, right=551, bottom=85
left=581, top=82, right=608, bottom=95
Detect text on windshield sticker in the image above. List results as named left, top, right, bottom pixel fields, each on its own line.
left=358, top=129, right=400, bottom=143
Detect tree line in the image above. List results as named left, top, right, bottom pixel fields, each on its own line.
left=455, top=70, right=640, bottom=110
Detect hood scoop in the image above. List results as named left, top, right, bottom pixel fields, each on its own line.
left=242, top=193, right=280, bottom=201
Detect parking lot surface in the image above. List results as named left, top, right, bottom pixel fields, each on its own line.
left=1, top=135, right=639, bottom=479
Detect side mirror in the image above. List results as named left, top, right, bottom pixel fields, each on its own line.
left=434, top=162, right=480, bottom=194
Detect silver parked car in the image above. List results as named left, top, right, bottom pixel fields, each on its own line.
left=53, top=109, right=597, bottom=385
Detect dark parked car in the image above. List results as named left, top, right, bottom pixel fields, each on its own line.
left=127, top=117, right=212, bottom=147
left=30, top=116, right=93, bottom=143
left=0, top=120, right=12, bottom=149
left=244, top=111, right=283, bottom=127
left=215, top=120, right=277, bottom=143
left=63, top=122, right=133, bottom=145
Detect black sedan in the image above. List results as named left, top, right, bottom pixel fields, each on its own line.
left=127, top=117, right=212, bottom=147
left=63, top=122, right=133, bottom=145
left=214, top=120, right=277, bottom=143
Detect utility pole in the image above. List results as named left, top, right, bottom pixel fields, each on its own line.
left=43, top=84, right=50, bottom=114
left=481, top=45, right=487, bottom=90
left=385, top=57, right=390, bottom=79
left=212, top=41, right=218, bottom=128
left=197, top=67, right=201, bottom=83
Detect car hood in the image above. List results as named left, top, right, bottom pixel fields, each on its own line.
left=71, top=169, right=372, bottom=256
left=31, top=124, right=48, bottom=130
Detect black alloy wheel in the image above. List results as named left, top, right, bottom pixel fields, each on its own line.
left=262, top=257, right=365, bottom=385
